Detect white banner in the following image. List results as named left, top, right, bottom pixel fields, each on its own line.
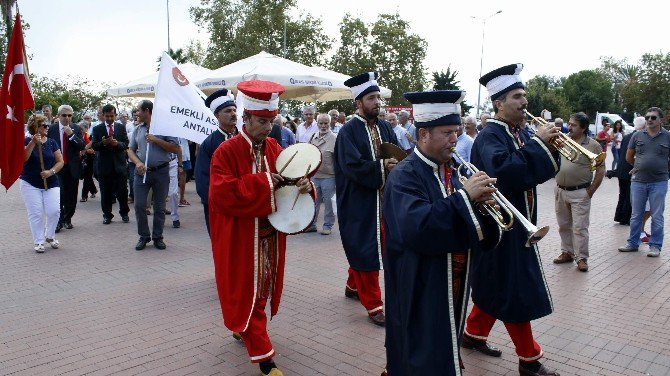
left=150, top=53, right=219, bottom=144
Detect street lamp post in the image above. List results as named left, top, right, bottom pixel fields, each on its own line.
left=473, top=10, right=502, bottom=118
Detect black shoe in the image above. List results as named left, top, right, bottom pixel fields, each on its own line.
left=519, top=361, right=560, bottom=376
left=345, top=286, right=359, bottom=300
left=63, top=222, right=73, bottom=229
left=135, top=237, right=150, bottom=251
left=369, top=312, right=385, bottom=327
left=103, top=217, right=112, bottom=225
left=55, top=222, right=62, bottom=233
left=121, top=215, right=130, bottom=223
left=154, top=238, right=166, bottom=250
left=172, top=220, right=180, bottom=228
left=461, top=335, right=502, bottom=357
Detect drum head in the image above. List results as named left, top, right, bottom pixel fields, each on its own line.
left=276, top=143, right=322, bottom=179
left=268, top=185, right=315, bottom=235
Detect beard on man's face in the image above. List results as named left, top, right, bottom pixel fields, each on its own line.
left=361, top=105, right=380, bottom=120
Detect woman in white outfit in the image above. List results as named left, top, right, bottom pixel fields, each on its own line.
left=20, top=114, right=64, bottom=252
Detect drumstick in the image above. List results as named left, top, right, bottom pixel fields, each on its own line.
left=278, top=149, right=299, bottom=175
left=291, top=164, right=311, bottom=210
left=37, top=140, right=48, bottom=190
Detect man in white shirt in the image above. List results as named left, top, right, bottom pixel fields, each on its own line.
left=388, top=112, right=413, bottom=153
left=328, top=109, right=342, bottom=134
left=398, top=110, right=417, bottom=147
left=296, top=105, right=318, bottom=142
left=463, top=115, right=478, bottom=139
left=454, top=119, right=474, bottom=164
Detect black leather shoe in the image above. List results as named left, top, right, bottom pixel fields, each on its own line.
left=369, top=312, right=385, bottom=327
left=121, top=215, right=130, bottom=223
left=345, top=286, right=359, bottom=300
left=154, top=238, right=166, bottom=250
left=519, top=361, right=560, bottom=376
left=55, top=222, right=62, bottom=233
left=63, top=222, right=73, bottom=229
left=172, top=220, right=180, bottom=228
left=103, top=217, right=112, bottom=225
left=461, top=335, right=502, bottom=357
left=135, top=237, right=150, bottom=251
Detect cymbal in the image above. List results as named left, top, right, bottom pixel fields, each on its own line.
left=379, top=142, right=408, bottom=162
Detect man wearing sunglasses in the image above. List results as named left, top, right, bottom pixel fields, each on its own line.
left=619, top=107, right=670, bottom=257
left=47, top=105, right=85, bottom=232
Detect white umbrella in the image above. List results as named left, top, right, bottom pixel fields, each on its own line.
left=195, top=51, right=392, bottom=102
left=107, top=63, right=213, bottom=98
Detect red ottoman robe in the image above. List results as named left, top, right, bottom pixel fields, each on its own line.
left=208, top=130, right=286, bottom=332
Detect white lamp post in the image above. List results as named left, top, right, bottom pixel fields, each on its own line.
left=473, top=10, right=502, bottom=118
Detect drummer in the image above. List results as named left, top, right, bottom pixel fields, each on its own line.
left=209, top=80, right=312, bottom=376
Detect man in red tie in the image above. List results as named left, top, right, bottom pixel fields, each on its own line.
left=91, top=104, right=130, bottom=224
left=47, top=105, right=84, bottom=232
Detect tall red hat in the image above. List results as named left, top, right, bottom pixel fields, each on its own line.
left=237, top=80, right=286, bottom=118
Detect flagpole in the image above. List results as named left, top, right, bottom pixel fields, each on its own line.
left=143, top=143, right=149, bottom=184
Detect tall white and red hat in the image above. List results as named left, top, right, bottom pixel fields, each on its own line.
left=236, top=80, right=286, bottom=118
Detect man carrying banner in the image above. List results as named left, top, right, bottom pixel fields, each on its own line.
left=127, top=100, right=179, bottom=250
left=209, top=80, right=312, bottom=376
left=195, top=88, right=237, bottom=234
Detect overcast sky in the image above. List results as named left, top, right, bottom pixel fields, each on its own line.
left=17, top=0, right=670, bottom=110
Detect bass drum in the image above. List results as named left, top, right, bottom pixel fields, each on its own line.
left=268, top=185, right=315, bottom=235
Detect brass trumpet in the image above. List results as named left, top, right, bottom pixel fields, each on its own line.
left=524, top=110, right=606, bottom=171
left=451, top=149, right=549, bottom=246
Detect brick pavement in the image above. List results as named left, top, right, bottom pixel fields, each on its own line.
left=1, top=158, right=669, bottom=375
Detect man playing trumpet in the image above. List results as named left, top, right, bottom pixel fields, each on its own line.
left=464, top=64, right=561, bottom=376
left=382, top=90, right=502, bottom=375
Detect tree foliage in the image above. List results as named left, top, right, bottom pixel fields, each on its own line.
left=30, top=75, right=117, bottom=121
left=369, top=13, right=427, bottom=106
left=324, top=12, right=428, bottom=114
left=525, top=75, right=570, bottom=120
left=156, top=47, right=188, bottom=70
left=562, top=70, right=613, bottom=119
left=431, top=67, right=472, bottom=114
left=189, top=0, right=331, bottom=69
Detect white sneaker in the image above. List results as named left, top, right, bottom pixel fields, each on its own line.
left=34, top=244, right=45, bottom=253
left=46, top=238, right=59, bottom=249
left=648, top=247, right=661, bottom=257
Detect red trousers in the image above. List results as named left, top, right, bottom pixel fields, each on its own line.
left=346, top=267, right=383, bottom=315
left=464, top=304, right=543, bottom=362
left=239, top=297, right=274, bottom=363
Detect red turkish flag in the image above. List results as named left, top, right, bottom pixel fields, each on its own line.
left=0, top=13, right=34, bottom=190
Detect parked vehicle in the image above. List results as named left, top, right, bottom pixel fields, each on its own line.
left=588, top=113, right=634, bottom=136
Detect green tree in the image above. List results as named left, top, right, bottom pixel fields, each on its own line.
left=0, top=3, right=29, bottom=71
left=636, top=52, right=670, bottom=115
left=324, top=13, right=428, bottom=114
left=156, top=47, right=188, bottom=70
left=324, top=13, right=376, bottom=115
left=432, top=68, right=460, bottom=90
left=31, top=75, right=114, bottom=121
left=189, top=0, right=331, bottom=69
left=184, top=39, right=207, bottom=66
left=431, top=67, right=472, bottom=114
left=525, top=75, right=570, bottom=119
left=562, top=70, right=613, bottom=119
left=369, top=13, right=427, bottom=106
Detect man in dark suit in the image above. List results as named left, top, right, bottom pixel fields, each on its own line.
left=91, top=104, right=130, bottom=224
left=47, top=105, right=84, bottom=232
